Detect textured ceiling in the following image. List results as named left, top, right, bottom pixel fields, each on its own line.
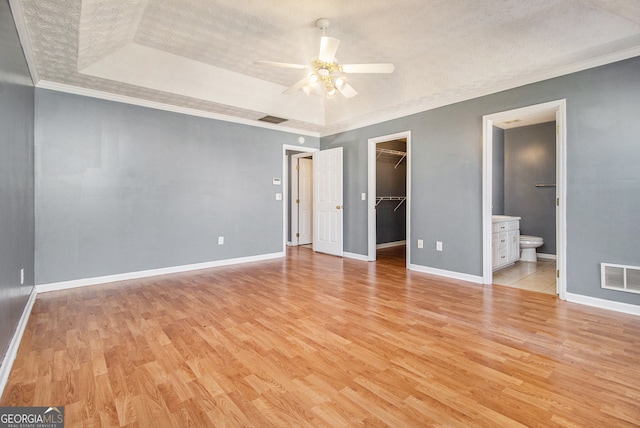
left=13, top=0, right=640, bottom=135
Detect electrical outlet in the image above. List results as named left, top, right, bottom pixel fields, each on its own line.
left=361, top=193, right=366, bottom=201
left=20, top=268, right=24, bottom=285
left=218, top=236, right=224, bottom=245
left=436, top=241, right=443, bottom=251
left=276, top=193, right=282, bottom=200
left=417, top=239, right=423, bottom=249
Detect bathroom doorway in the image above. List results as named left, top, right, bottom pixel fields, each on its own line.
left=368, top=131, right=411, bottom=265
left=482, top=100, right=567, bottom=299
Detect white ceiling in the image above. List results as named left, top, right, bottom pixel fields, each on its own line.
left=12, top=0, right=640, bottom=136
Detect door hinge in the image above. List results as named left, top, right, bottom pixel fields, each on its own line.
left=556, top=198, right=559, bottom=206
left=296, top=199, right=300, bottom=204
left=296, top=233, right=300, bottom=238
left=295, top=165, right=300, bottom=170
left=556, top=124, right=560, bottom=135
left=556, top=269, right=560, bottom=278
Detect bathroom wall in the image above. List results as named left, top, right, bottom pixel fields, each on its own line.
left=376, top=139, right=407, bottom=245
left=504, top=122, right=556, bottom=255
left=492, top=126, right=505, bottom=215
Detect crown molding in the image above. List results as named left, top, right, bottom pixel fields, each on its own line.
left=8, top=0, right=39, bottom=84
left=320, top=47, right=640, bottom=137
left=33, top=44, right=640, bottom=140
left=35, top=80, right=321, bottom=138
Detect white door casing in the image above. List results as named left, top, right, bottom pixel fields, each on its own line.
left=313, top=147, right=343, bottom=256
left=482, top=99, right=566, bottom=299
left=298, top=157, right=313, bottom=245
left=367, top=131, right=411, bottom=265
left=282, top=145, right=317, bottom=252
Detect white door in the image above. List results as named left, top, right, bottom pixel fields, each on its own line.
left=298, top=158, right=313, bottom=245
left=313, top=147, right=343, bottom=256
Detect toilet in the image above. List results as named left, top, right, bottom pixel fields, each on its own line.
left=519, top=235, right=543, bottom=262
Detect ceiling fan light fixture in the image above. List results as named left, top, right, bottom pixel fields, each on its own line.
left=334, top=76, right=346, bottom=88
left=326, top=87, right=337, bottom=97
left=308, top=73, right=319, bottom=85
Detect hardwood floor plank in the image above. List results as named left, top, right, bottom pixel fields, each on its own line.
left=2, top=246, right=640, bottom=426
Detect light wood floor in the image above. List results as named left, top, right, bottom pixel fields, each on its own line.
left=3, top=246, right=640, bottom=426
left=493, top=259, right=557, bottom=295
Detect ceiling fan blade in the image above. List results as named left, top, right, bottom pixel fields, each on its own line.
left=255, top=60, right=308, bottom=70
left=338, top=83, right=358, bottom=99
left=341, top=63, right=395, bottom=73
left=318, top=36, right=340, bottom=63
left=283, top=77, right=309, bottom=95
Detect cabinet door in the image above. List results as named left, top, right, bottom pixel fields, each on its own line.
left=492, top=234, right=499, bottom=268
left=508, top=230, right=520, bottom=262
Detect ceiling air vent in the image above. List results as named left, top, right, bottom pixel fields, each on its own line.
left=258, top=115, right=288, bottom=124
left=601, top=263, right=640, bottom=294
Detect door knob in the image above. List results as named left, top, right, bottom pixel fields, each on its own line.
left=336, top=205, right=342, bottom=209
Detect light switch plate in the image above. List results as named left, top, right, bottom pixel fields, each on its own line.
left=276, top=193, right=282, bottom=200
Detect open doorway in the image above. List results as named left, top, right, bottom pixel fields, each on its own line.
left=368, top=131, right=411, bottom=266
left=290, top=153, right=313, bottom=246
left=482, top=100, right=567, bottom=299
left=283, top=145, right=317, bottom=252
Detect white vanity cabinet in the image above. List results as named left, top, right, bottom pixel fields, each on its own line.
left=492, top=216, right=520, bottom=271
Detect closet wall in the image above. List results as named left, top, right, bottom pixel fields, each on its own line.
left=376, top=139, right=407, bottom=245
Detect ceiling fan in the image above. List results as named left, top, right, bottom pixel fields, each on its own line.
left=255, top=18, right=395, bottom=99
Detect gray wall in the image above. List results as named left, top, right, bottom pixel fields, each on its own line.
left=504, top=122, right=556, bottom=254
left=321, top=56, right=640, bottom=306
left=35, top=90, right=317, bottom=284
left=492, top=127, right=505, bottom=215
left=0, top=0, right=35, bottom=362
left=376, top=139, right=406, bottom=244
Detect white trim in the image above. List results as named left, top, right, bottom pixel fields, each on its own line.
left=482, top=99, right=567, bottom=300
left=537, top=253, right=557, bottom=260
left=376, top=240, right=406, bottom=249
left=344, top=252, right=369, bottom=262
left=36, top=81, right=321, bottom=138
left=368, top=131, right=411, bottom=266
left=30, top=49, right=640, bottom=139
left=408, top=264, right=484, bottom=284
left=566, top=293, right=640, bottom=317
left=37, top=252, right=284, bottom=293
left=8, top=0, right=39, bottom=83
left=282, top=145, right=318, bottom=253
left=0, top=286, right=37, bottom=396
left=322, top=48, right=640, bottom=137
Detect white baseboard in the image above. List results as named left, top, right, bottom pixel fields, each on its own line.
left=408, top=264, right=484, bottom=284
left=565, top=292, right=640, bottom=317
left=537, top=253, right=556, bottom=260
left=37, top=252, right=285, bottom=293
left=376, top=240, right=406, bottom=249
left=343, top=252, right=369, bottom=262
left=0, top=286, right=37, bottom=397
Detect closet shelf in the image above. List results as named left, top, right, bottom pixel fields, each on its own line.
left=375, top=196, right=406, bottom=211
left=376, top=148, right=406, bottom=169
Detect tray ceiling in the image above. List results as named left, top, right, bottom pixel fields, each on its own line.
left=12, top=0, right=640, bottom=135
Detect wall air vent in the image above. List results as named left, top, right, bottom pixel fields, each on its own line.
left=258, top=115, right=288, bottom=124
left=601, top=263, right=640, bottom=294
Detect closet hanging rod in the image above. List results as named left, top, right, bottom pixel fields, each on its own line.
left=376, top=148, right=406, bottom=156
left=534, top=183, right=556, bottom=187
left=375, top=196, right=406, bottom=211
